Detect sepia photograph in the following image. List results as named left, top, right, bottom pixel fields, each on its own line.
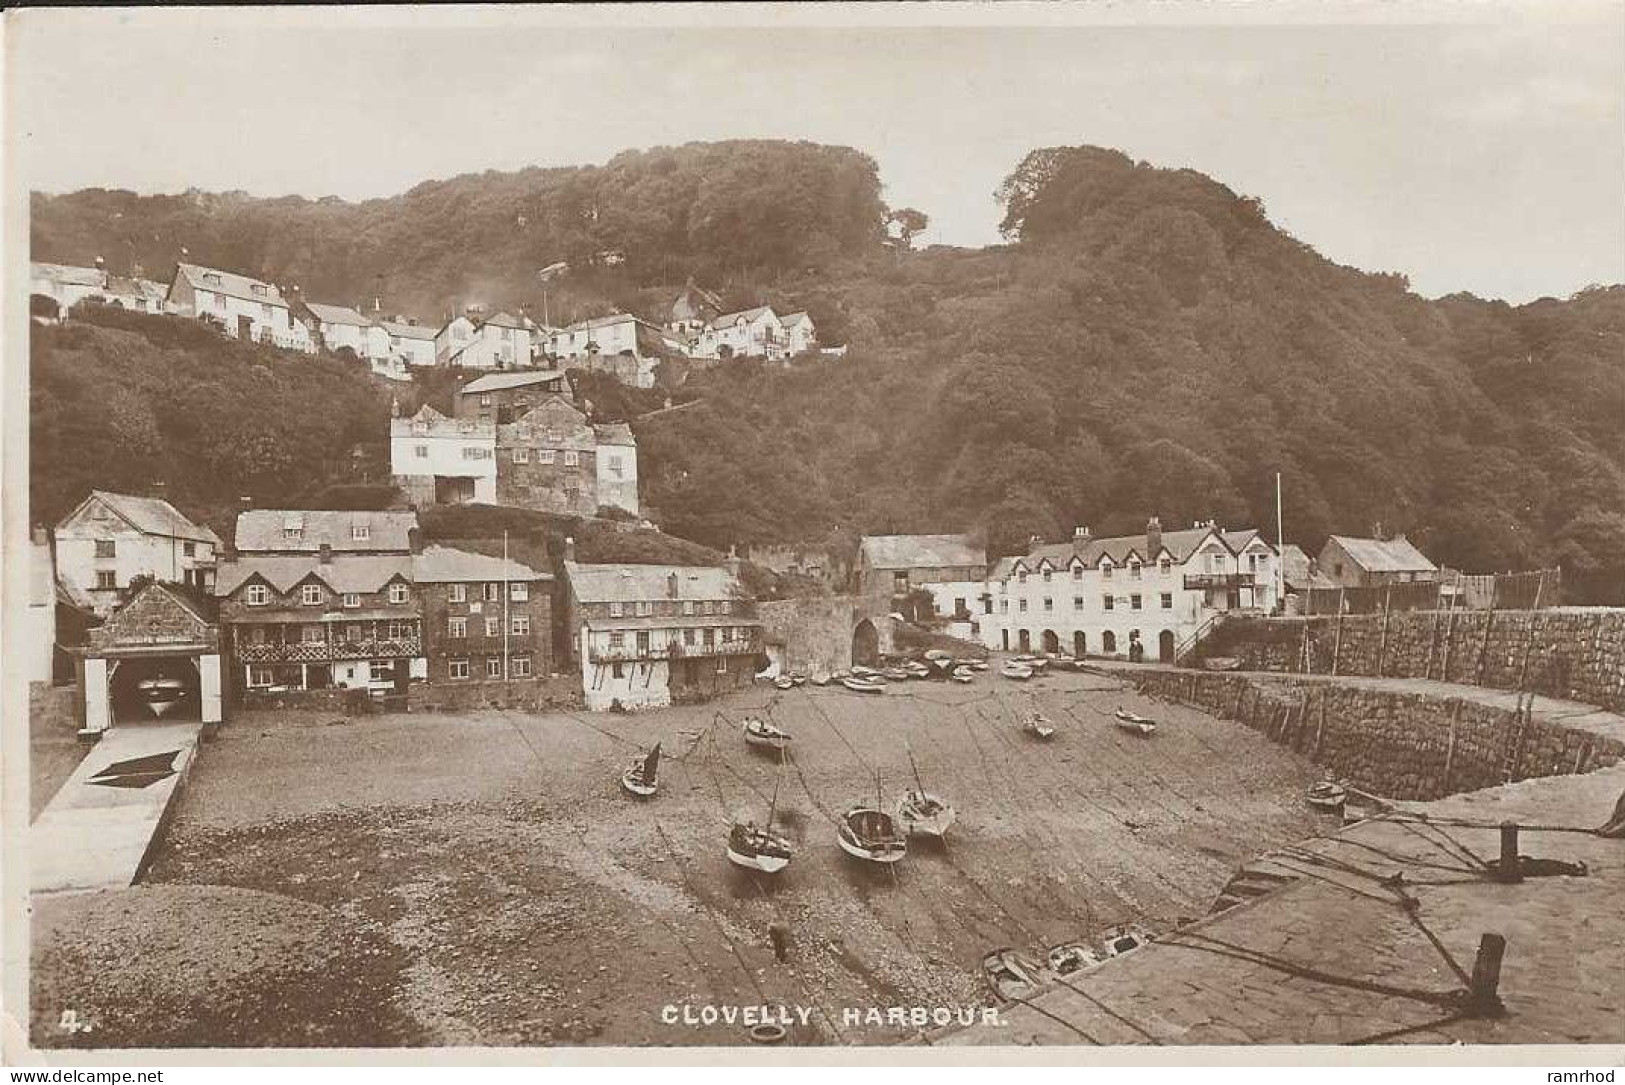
left=3, top=1, right=1623, bottom=1071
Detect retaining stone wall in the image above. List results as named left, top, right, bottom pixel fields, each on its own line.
left=1130, top=669, right=1625, bottom=802
left=1197, top=610, right=1625, bottom=713
left=756, top=595, right=894, bottom=675
left=408, top=675, right=582, bottom=713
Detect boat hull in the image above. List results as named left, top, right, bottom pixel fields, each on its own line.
left=727, top=845, right=791, bottom=874
left=836, top=833, right=907, bottom=863
left=621, top=772, right=657, bottom=798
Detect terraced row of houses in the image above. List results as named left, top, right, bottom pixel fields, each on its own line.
left=42, top=498, right=760, bottom=732
left=30, top=259, right=826, bottom=391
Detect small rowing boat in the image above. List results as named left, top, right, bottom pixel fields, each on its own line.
left=1307, top=780, right=1347, bottom=811
left=743, top=716, right=792, bottom=752
left=1047, top=942, right=1105, bottom=977
left=1025, top=713, right=1056, bottom=740
left=1001, top=661, right=1034, bottom=681
left=1113, top=708, right=1157, bottom=735
left=620, top=742, right=660, bottom=798
left=982, top=948, right=1043, bottom=1001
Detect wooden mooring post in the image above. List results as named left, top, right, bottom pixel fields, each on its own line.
left=1466, top=933, right=1508, bottom=1017
left=1496, top=821, right=1523, bottom=883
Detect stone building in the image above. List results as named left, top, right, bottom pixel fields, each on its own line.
left=1317, top=533, right=1437, bottom=589
left=414, top=544, right=553, bottom=686
left=454, top=369, right=573, bottom=425
left=562, top=549, right=761, bottom=711
left=76, top=580, right=223, bottom=735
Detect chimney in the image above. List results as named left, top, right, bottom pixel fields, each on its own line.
left=1072, top=525, right=1091, bottom=556
left=94, top=255, right=105, bottom=270
left=239, top=495, right=254, bottom=511
left=1372, top=521, right=1386, bottom=541
left=723, top=544, right=743, bottom=578
left=563, top=535, right=577, bottom=562
left=407, top=526, right=423, bottom=555
left=667, top=572, right=680, bottom=599
left=148, top=480, right=168, bottom=502
left=1146, top=516, right=1162, bottom=560
left=31, top=525, right=49, bottom=546
left=319, top=543, right=333, bottom=565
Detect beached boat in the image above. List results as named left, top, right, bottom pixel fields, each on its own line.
left=137, top=676, right=187, bottom=718
left=881, top=666, right=911, bottom=682
left=789, top=674, right=808, bottom=686
left=836, top=804, right=907, bottom=864
left=1113, top=708, right=1157, bottom=735
left=773, top=675, right=795, bottom=690
left=620, top=743, right=661, bottom=798
left=743, top=716, right=792, bottom=752
left=809, top=672, right=831, bottom=687
left=727, top=821, right=793, bottom=874
left=1047, top=942, right=1105, bottom=977
left=1025, top=713, right=1056, bottom=740
left=1100, top=924, right=1154, bottom=958
left=895, top=749, right=955, bottom=838
left=1001, top=661, right=1035, bottom=681
left=1307, top=780, right=1348, bottom=811
left=851, top=665, right=880, bottom=678
left=1012, top=654, right=1049, bottom=672
left=950, top=667, right=975, bottom=684
left=923, top=649, right=952, bottom=662
left=841, top=675, right=885, bottom=694
left=982, top=948, right=1044, bottom=1001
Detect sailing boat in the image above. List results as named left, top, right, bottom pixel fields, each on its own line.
left=838, top=773, right=908, bottom=864
left=742, top=715, right=793, bottom=752
left=894, top=746, right=956, bottom=839
left=620, top=742, right=661, bottom=798
left=726, top=765, right=793, bottom=873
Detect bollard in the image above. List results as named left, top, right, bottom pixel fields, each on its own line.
left=1465, top=933, right=1507, bottom=1017
left=1497, top=821, right=1523, bottom=883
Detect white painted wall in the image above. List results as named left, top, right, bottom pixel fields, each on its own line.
left=55, top=527, right=216, bottom=617
left=595, top=445, right=640, bottom=515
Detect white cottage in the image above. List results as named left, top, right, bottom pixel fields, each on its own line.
left=54, top=490, right=221, bottom=617
left=167, top=263, right=315, bottom=352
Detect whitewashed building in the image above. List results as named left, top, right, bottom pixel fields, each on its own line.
left=302, top=302, right=390, bottom=360
left=54, top=490, right=221, bottom=617
left=694, top=306, right=788, bottom=361
left=437, top=311, right=533, bottom=369
left=991, top=518, right=1280, bottom=662
left=30, top=261, right=108, bottom=317
left=378, top=320, right=438, bottom=369
left=390, top=405, right=497, bottom=505
left=166, top=263, right=315, bottom=352
left=782, top=311, right=817, bottom=356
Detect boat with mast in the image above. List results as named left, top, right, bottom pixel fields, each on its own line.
left=620, top=742, right=660, bottom=798
left=894, top=746, right=956, bottom=839
left=726, top=764, right=794, bottom=874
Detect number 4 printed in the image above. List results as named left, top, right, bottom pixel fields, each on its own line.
left=59, top=1009, right=93, bottom=1034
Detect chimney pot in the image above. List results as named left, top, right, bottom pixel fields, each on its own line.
left=407, top=527, right=423, bottom=555
left=667, top=572, right=680, bottom=599
left=563, top=535, right=577, bottom=562
left=239, top=495, right=254, bottom=510
left=318, top=543, right=333, bottom=564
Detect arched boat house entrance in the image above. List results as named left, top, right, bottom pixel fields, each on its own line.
left=77, top=582, right=223, bottom=736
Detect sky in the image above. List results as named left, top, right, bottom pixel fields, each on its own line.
left=9, top=2, right=1624, bottom=302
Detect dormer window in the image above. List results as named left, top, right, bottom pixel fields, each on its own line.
left=1129, top=561, right=1142, bottom=580
left=283, top=526, right=302, bottom=541
left=203, top=273, right=221, bottom=286
left=246, top=583, right=269, bottom=606
left=351, top=525, right=370, bottom=542
left=1101, top=561, right=1114, bottom=579
left=1159, top=556, right=1172, bottom=574
left=250, top=283, right=267, bottom=296
left=1042, top=568, right=1052, bottom=583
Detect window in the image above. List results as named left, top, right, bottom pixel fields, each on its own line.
left=513, top=447, right=530, bottom=464
left=301, top=583, right=323, bottom=606
left=1074, top=596, right=1084, bottom=611
left=415, top=444, right=429, bottom=459
left=1001, top=599, right=1009, bottom=613
left=1129, top=561, right=1142, bottom=580
left=1131, top=594, right=1142, bottom=610
left=564, top=450, right=580, bottom=467
left=250, top=282, right=265, bottom=296
left=1017, top=570, right=1028, bottom=584
left=249, top=666, right=274, bottom=687
left=512, top=656, right=532, bottom=678
left=95, top=570, right=117, bottom=590
left=284, top=526, right=302, bottom=541
left=700, top=601, right=714, bottom=616
left=95, top=540, right=116, bottom=558
left=484, top=583, right=500, bottom=603
left=634, top=601, right=651, bottom=617
left=448, top=583, right=466, bottom=603
left=1103, top=595, right=1115, bottom=611
left=683, top=629, right=696, bottom=646
left=183, top=542, right=196, bottom=557
left=1159, top=557, right=1172, bottom=575
left=448, top=617, right=467, bottom=638
left=1161, top=593, right=1173, bottom=609
left=246, top=583, right=269, bottom=606
left=487, top=657, right=503, bottom=679
left=510, top=582, right=528, bottom=601
left=462, top=447, right=491, bottom=460
left=511, top=615, right=530, bottom=637
left=343, top=593, right=360, bottom=609
left=485, top=616, right=501, bottom=638
left=1101, top=563, right=1114, bottom=579
left=449, top=659, right=470, bottom=680
left=636, top=631, right=651, bottom=654
left=565, top=485, right=581, bottom=504
left=1042, top=569, right=1052, bottom=583
left=351, top=525, right=370, bottom=542
left=1018, top=599, right=1028, bottom=613
left=681, top=601, right=694, bottom=616
left=609, top=631, right=625, bottom=648
left=301, top=625, right=325, bottom=644
left=612, top=662, right=625, bottom=679
left=480, top=394, right=493, bottom=407
left=389, top=582, right=409, bottom=604
left=1072, top=566, right=1082, bottom=581
left=1043, top=597, right=1054, bottom=612
left=261, top=303, right=273, bottom=318
left=1208, top=552, right=1224, bottom=573
left=540, top=449, right=556, bottom=464
left=387, top=621, right=412, bottom=640
left=719, top=601, right=733, bottom=614
left=608, top=455, right=624, bottom=479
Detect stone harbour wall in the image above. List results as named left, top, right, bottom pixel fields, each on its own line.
left=1130, top=669, right=1625, bottom=802
left=408, top=675, right=583, bottom=713
left=756, top=595, right=894, bottom=675
left=1197, top=609, right=1625, bottom=713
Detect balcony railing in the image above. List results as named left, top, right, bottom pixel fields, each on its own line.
left=1183, top=573, right=1256, bottom=591
left=235, top=637, right=422, bottom=664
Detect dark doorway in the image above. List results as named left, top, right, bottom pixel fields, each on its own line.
left=851, top=619, right=880, bottom=667
left=1041, top=630, right=1059, bottom=655
left=1159, top=630, right=1176, bottom=663
left=1017, top=629, right=1031, bottom=653
left=1001, top=629, right=1009, bottom=651
left=1074, top=631, right=1087, bottom=657
left=1102, top=631, right=1117, bottom=655
left=109, top=656, right=201, bottom=723
left=238, top=314, right=254, bottom=340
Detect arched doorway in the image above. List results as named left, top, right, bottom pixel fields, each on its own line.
left=1101, top=630, right=1117, bottom=656
left=1041, top=630, right=1059, bottom=655
left=1017, top=629, right=1031, bottom=653
left=109, top=656, right=202, bottom=723
left=1073, top=631, right=1087, bottom=658
left=1158, top=630, right=1176, bottom=663
left=852, top=619, right=880, bottom=667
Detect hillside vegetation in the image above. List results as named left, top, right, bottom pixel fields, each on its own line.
left=30, top=142, right=1625, bottom=601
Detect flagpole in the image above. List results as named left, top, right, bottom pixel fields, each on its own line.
left=1275, top=472, right=1286, bottom=612
left=503, top=529, right=511, bottom=681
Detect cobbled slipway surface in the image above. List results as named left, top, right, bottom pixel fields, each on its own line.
left=37, top=668, right=1330, bottom=1047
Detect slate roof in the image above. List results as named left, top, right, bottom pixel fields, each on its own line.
left=377, top=321, right=437, bottom=341
left=234, top=510, right=419, bottom=553
left=32, top=262, right=106, bottom=288
left=709, top=306, right=775, bottom=329
left=482, top=310, right=528, bottom=330
left=214, top=554, right=412, bottom=597
left=1016, top=526, right=1243, bottom=570
left=564, top=561, right=742, bottom=605
left=1281, top=544, right=1337, bottom=590
left=860, top=534, right=986, bottom=571
left=458, top=370, right=569, bottom=395
left=557, top=312, right=639, bottom=334
left=413, top=545, right=551, bottom=583
left=304, top=301, right=371, bottom=327
left=782, top=311, right=812, bottom=328
left=174, top=263, right=287, bottom=307
left=593, top=422, right=636, bottom=447
left=1327, top=534, right=1436, bottom=574
left=65, top=491, right=221, bottom=546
